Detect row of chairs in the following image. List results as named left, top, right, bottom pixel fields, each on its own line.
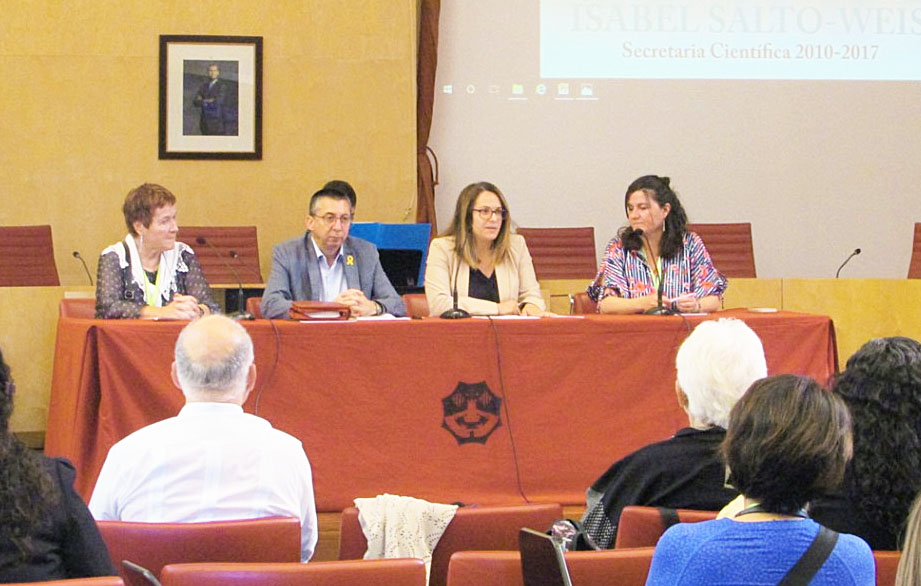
left=0, top=226, right=263, bottom=288
left=20, top=505, right=900, bottom=586
left=13, top=221, right=921, bottom=288
left=3, top=222, right=767, bottom=289
left=21, top=550, right=900, bottom=586
left=6, top=560, right=426, bottom=586
left=82, top=504, right=561, bottom=586
left=6, top=554, right=649, bottom=586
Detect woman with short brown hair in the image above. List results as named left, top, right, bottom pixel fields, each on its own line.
left=95, top=183, right=219, bottom=319
left=646, top=375, right=874, bottom=585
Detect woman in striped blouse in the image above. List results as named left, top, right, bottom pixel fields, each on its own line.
left=587, top=175, right=727, bottom=314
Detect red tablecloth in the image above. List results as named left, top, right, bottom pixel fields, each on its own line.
left=46, top=310, right=836, bottom=511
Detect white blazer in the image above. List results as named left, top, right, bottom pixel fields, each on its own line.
left=425, top=234, right=545, bottom=316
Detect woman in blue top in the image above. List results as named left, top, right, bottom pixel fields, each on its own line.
left=588, top=175, right=726, bottom=314
left=646, top=375, right=875, bottom=586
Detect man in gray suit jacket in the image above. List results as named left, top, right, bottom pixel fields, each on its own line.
left=261, top=188, right=405, bottom=319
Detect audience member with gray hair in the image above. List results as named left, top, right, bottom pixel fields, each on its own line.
left=89, top=315, right=318, bottom=561
left=581, top=318, right=767, bottom=548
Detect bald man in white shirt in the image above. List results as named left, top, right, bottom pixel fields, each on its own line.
left=88, top=315, right=318, bottom=562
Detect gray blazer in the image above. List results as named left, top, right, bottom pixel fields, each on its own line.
left=261, top=233, right=405, bottom=319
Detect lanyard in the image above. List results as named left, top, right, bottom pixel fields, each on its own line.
left=142, top=265, right=164, bottom=306
left=649, top=256, right=663, bottom=291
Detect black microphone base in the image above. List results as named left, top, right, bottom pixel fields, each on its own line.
left=644, top=305, right=675, bottom=316
left=228, top=311, right=256, bottom=321
left=440, top=308, right=471, bottom=319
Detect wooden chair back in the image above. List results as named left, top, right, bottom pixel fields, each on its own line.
left=7, top=576, right=125, bottom=586
left=176, top=226, right=262, bottom=284
left=59, top=298, right=96, bottom=318
left=0, top=225, right=60, bottom=286
left=874, top=550, right=901, bottom=586
left=245, top=296, right=263, bottom=318
left=97, top=517, right=300, bottom=586
left=160, top=559, right=426, bottom=586
left=402, top=293, right=429, bottom=317
left=339, top=503, right=563, bottom=586
left=614, top=506, right=718, bottom=549
left=446, top=548, right=656, bottom=586
left=516, top=227, right=597, bottom=280
left=570, top=291, right=597, bottom=314
left=908, top=223, right=921, bottom=278
left=686, top=222, right=756, bottom=278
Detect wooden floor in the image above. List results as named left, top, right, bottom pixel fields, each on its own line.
left=311, top=505, right=586, bottom=561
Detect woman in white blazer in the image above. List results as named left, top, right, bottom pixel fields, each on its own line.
left=425, top=182, right=546, bottom=317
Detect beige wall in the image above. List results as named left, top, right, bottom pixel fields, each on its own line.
left=0, top=1, right=418, bottom=433
left=430, top=1, right=921, bottom=280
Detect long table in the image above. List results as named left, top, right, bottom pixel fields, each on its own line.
left=46, top=310, right=836, bottom=512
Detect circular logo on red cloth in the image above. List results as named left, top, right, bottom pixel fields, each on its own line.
left=442, top=381, right=502, bottom=444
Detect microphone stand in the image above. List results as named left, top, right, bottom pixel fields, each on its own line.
left=639, top=231, right=673, bottom=315
left=228, top=251, right=255, bottom=320
left=835, top=248, right=862, bottom=278
left=643, top=276, right=674, bottom=315
left=195, top=237, right=255, bottom=320
left=72, top=251, right=94, bottom=286
left=440, top=257, right=470, bottom=319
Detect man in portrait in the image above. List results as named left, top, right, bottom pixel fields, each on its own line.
left=193, top=63, right=231, bottom=135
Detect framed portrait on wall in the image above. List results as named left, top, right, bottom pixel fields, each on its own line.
left=159, top=35, right=263, bottom=160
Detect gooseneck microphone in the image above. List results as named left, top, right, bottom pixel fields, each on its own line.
left=637, top=230, right=674, bottom=316
left=72, top=251, right=94, bottom=286
left=195, top=237, right=254, bottom=320
left=440, top=256, right=471, bottom=319
left=835, top=248, right=862, bottom=278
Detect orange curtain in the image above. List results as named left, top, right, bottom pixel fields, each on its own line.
left=415, top=0, right=440, bottom=235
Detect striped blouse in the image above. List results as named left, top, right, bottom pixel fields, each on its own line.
left=587, top=231, right=727, bottom=304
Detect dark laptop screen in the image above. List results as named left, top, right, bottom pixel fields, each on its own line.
left=519, top=528, right=573, bottom=586
left=377, top=248, right=423, bottom=294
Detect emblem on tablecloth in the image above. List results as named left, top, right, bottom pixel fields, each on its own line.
left=442, top=381, right=502, bottom=445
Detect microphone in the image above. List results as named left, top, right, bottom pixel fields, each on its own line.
left=636, top=230, right=673, bottom=315
left=72, top=251, right=94, bottom=286
left=644, top=270, right=674, bottom=315
left=440, top=255, right=471, bottom=319
left=835, top=248, right=861, bottom=278
left=195, top=237, right=255, bottom=320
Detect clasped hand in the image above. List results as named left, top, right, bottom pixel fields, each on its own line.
left=497, top=300, right=547, bottom=317
left=668, top=294, right=700, bottom=313
left=142, top=294, right=204, bottom=320
left=161, top=294, right=204, bottom=320
left=334, top=289, right=378, bottom=317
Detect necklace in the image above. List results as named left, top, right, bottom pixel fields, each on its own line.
left=734, top=503, right=809, bottom=519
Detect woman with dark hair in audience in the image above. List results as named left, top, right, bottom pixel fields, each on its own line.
left=0, top=347, right=116, bottom=581
left=646, top=375, right=874, bottom=585
left=811, top=337, right=921, bottom=551
left=95, top=183, right=220, bottom=319
left=588, top=175, right=726, bottom=314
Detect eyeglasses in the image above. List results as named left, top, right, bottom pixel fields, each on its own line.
left=472, top=207, right=507, bottom=220
left=312, top=214, right=353, bottom=227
